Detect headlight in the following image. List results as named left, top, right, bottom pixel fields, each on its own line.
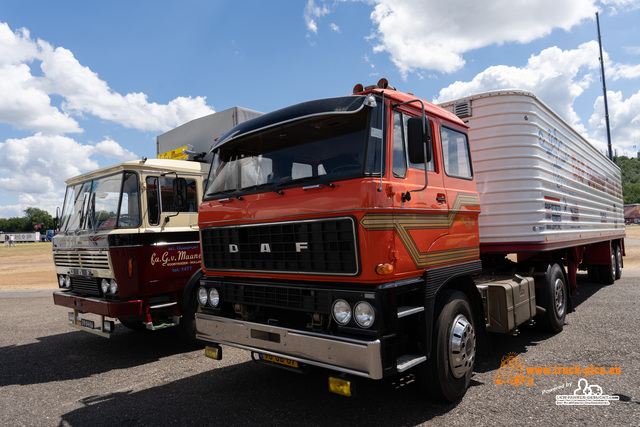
left=197, top=287, right=208, bottom=306
left=109, top=279, right=118, bottom=295
left=354, top=301, right=375, bottom=328
left=101, top=279, right=109, bottom=294
left=64, top=275, right=71, bottom=288
left=208, top=288, right=220, bottom=307
left=332, top=299, right=352, bottom=325
left=58, top=275, right=66, bottom=288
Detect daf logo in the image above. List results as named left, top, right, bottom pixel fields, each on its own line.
left=228, top=242, right=309, bottom=253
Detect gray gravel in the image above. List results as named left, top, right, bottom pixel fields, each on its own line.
left=1, top=273, right=639, bottom=427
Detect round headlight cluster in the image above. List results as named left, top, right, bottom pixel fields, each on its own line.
left=101, top=279, right=118, bottom=295
left=332, top=299, right=375, bottom=328
left=58, top=275, right=72, bottom=288
left=198, top=286, right=220, bottom=308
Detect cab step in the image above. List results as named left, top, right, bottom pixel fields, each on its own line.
left=397, top=354, right=427, bottom=372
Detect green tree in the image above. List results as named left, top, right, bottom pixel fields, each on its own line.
left=23, top=207, right=54, bottom=232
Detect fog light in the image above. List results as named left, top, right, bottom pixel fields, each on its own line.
left=208, top=288, right=220, bottom=307
left=329, top=376, right=352, bottom=397
left=354, top=301, right=375, bottom=328
left=103, top=320, right=115, bottom=332
left=205, top=345, right=222, bottom=360
left=101, top=279, right=109, bottom=294
left=198, top=287, right=208, bottom=306
left=332, top=299, right=352, bottom=325
left=109, top=279, right=118, bottom=295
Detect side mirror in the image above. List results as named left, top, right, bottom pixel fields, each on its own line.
left=407, top=116, right=432, bottom=164
left=173, top=178, right=188, bottom=211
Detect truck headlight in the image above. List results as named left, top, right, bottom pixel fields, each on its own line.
left=64, top=275, right=71, bottom=288
left=58, top=275, right=66, bottom=288
left=332, top=299, right=352, bottom=325
left=109, top=279, right=118, bottom=295
left=354, top=301, right=375, bottom=328
left=198, top=287, right=208, bottom=306
left=101, top=279, right=109, bottom=294
left=208, top=288, right=220, bottom=307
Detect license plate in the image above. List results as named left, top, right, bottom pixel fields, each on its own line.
left=78, top=318, right=95, bottom=329
left=259, top=353, right=299, bottom=368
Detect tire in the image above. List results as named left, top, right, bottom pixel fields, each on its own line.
left=614, top=245, right=622, bottom=280
left=179, top=276, right=204, bottom=346
left=599, top=246, right=616, bottom=285
left=418, top=290, right=476, bottom=402
left=537, top=263, right=567, bottom=333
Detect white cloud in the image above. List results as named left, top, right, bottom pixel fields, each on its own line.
left=590, top=90, right=640, bottom=155
left=0, top=21, right=216, bottom=219
left=304, top=0, right=331, bottom=35
left=367, top=0, right=596, bottom=76
left=435, top=42, right=602, bottom=131
left=0, top=22, right=215, bottom=135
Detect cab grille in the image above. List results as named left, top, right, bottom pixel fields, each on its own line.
left=201, top=217, right=359, bottom=275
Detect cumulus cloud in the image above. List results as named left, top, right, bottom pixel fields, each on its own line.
left=368, top=0, right=595, bottom=76
left=590, top=90, right=640, bottom=154
left=0, top=21, right=216, bottom=217
left=304, top=0, right=331, bottom=35
left=434, top=42, right=602, bottom=130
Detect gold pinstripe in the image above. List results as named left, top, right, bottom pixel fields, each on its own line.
left=360, top=193, right=480, bottom=268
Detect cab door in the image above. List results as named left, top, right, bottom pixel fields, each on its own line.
left=389, top=109, right=450, bottom=276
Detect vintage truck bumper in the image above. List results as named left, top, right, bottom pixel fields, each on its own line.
left=195, top=312, right=384, bottom=379
left=53, top=290, right=143, bottom=318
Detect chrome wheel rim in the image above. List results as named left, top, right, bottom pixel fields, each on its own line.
left=449, top=314, right=475, bottom=378
left=554, top=278, right=565, bottom=317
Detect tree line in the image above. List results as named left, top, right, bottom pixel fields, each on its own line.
left=0, top=207, right=55, bottom=233
left=614, top=156, right=640, bottom=205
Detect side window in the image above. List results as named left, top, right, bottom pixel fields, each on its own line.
left=392, top=111, right=435, bottom=178
left=146, top=176, right=198, bottom=226
left=392, top=111, right=407, bottom=178
left=441, top=127, right=472, bottom=179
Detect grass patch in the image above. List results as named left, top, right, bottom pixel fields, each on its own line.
left=0, top=242, right=53, bottom=261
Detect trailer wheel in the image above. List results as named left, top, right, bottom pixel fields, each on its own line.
left=537, top=263, right=567, bottom=333
left=599, top=247, right=616, bottom=285
left=418, top=290, right=476, bottom=402
left=614, top=245, right=622, bottom=280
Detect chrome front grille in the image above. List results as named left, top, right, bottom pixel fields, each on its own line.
left=54, top=251, right=110, bottom=269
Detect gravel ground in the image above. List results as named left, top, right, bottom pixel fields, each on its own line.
left=0, top=270, right=638, bottom=427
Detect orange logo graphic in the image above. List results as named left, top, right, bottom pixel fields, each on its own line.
left=494, top=353, right=535, bottom=386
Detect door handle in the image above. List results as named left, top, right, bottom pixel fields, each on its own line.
left=436, top=194, right=447, bottom=204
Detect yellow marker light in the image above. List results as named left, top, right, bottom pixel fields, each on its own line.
left=376, top=263, right=394, bottom=275
left=328, top=377, right=352, bottom=397
left=205, top=345, right=222, bottom=360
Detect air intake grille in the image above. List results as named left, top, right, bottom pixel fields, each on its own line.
left=201, top=217, right=359, bottom=275
left=221, top=282, right=332, bottom=313
left=54, top=251, right=110, bottom=269
left=70, top=276, right=101, bottom=296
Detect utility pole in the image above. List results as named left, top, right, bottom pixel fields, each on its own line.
left=596, top=11, right=613, bottom=160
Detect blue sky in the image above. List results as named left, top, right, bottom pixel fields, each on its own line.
left=1, top=0, right=640, bottom=217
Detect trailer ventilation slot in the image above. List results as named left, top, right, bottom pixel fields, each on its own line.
left=453, top=101, right=472, bottom=118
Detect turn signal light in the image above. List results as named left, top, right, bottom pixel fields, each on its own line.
left=375, top=263, right=394, bottom=275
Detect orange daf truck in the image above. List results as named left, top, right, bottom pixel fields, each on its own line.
left=194, top=80, right=624, bottom=401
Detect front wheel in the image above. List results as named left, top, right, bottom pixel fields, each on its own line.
left=418, top=290, right=476, bottom=402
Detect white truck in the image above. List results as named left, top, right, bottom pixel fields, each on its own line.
left=52, top=106, right=262, bottom=340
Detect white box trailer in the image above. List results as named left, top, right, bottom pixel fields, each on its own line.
left=439, top=90, right=624, bottom=254
left=157, top=106, right=263, bottom=160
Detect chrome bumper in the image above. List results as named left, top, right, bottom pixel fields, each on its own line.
left=195, top=313, right=384, bottom=379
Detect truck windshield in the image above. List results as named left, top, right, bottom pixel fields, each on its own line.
left=204, top=98, right=384, bottom=199
left=59, top=172, right=140, bottom=232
